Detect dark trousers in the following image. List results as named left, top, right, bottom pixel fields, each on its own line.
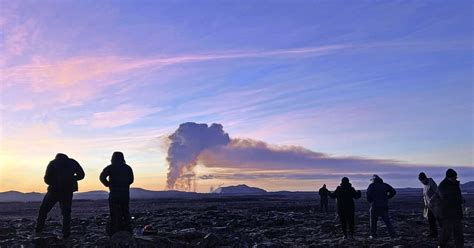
left=439, top=218, right=464, bottom=248
left=108, top=199, right=131, bottom=235
left=370, top=208, right=396, bottom=237
left=320, top=199, right=328, bottom=212
left=36, top=191, right=73, bottom=237
left=339, top=211, right=355, bottom=236
left=427, top=209, right=441, bottom=236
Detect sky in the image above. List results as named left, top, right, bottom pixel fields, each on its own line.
left=0, top=1, right=472, bottom=193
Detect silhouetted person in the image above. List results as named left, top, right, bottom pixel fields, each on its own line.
left=318, top=184, right=329, bottom=212
left=100, top=152, right=134, bottom=235
left=366, top=174, right=396, bottom=238
left=329, top=177, right=361, bottom=239
left=418, top=172, right=442, bottom=238
left=438, top=168, right=464, bottom=248
left=35, top=153, right=85, bottom=238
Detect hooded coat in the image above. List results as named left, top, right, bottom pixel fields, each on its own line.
left=329, top=181, right=361, bottom=214
left=438, top=178, right=463, bottom=220
left=366, top=177, right=396, bottom=210
left=100, top=153, right=134, bottom=202
left=44, top=153, right=85, bottom=194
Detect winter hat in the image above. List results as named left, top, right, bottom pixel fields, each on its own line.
left=370, top=174, right=380, bottom=181
left=341, top=177, right=349, bottom=184
left=418, top=172, right=427, bottom=181
left=446, top=168, right=457, bottom=178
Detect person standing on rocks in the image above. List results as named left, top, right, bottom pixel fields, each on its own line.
left=35, top=153, right=85, bottom=238
left=318, top=184, right=329, bottom=212
left=366, top=174, right=397, bottom=239
left=100, top=151, right=134, bottom=235
left=329, top=177, right=361, bottom=239
left=438, top=168, right=464, bottom=248
left=418, top=172, right=442, bottom=238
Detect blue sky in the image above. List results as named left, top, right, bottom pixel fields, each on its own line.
left=0, top=1, right=472, bottom=192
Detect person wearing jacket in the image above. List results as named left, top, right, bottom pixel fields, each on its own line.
left=438, top=168, right=464, bottom=248
left=329, top=177, right=361, bottom=239
left=35, top=153, right=85, bottom=238
left=318, top=184, right=329, bottom=212
left=100, top=152, right=134, bottom=235
left=366, top=174, right=397, bottom=238
left=418, top=172, right=442, bottom=238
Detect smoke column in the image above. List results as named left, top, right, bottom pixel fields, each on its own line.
left=166, top=122, right=230, bottom=190
left=165, top=122, right=474, bottom=190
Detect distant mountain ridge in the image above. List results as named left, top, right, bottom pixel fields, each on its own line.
left=212, top=184, right=267, bottom=194
left=0, top=188, right=200, bottom=202
left=1, top=181, right=472, bottom=202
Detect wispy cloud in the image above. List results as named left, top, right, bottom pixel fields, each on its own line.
left=72, top=104, right=161, bottom=128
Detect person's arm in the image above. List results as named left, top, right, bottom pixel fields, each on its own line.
left=73, top=160, right=85, bottom=181
left=387, top=184, right=396, bottom=199
left=329, top=188, right=338, bottom=199
left=366, top=185, right=373, bottom=203
left=128, top=166, right=134, bottom=185
left=99, top=167, right=110, bottom=187
left=354, top=188, right=362, bottom=199
left=44, top=162, right=53, bottom=185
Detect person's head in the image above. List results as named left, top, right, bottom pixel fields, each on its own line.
left=370, top=174, right=382, bottom=183
left=418, top=172, right=429, bottom=185
left=322, top=184, right=326, bottom=188
left=446, top=168, right=457, bottom=182
left=341, top=177, right=350, bottom=185
left=55, top=153, right=68, bottom=160
left=111, top=151, right=125, bottom=165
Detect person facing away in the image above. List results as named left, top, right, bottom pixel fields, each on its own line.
left=35, top=153, right=85, bottom=238
left=418, top=172, right=442, bottom=238
left=318, top=184, right=329, bottom=212
left=329, top=177, right=361, bottom=239
left=438, top=168, right=464, bottom=248
left=366, top=174, right=397, bottom=238
left=100, top=152, right=134, bottom=235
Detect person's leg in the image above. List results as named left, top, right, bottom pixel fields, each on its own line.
left=427, top=209, right=437, bottom=237
left=35, top=192, right=58, bottom=233
left=339, top=213, right=347, bottom=238
left=323, top=200, right=328, bottom=212
left=109, top=199, right=121, bottom=235
left=348, top=211, right=355, bottom=237
left=452, top=219, right=464, bottom=248
left=58, top=192, right=73, bottom=238
left=438, top=219, right=453, bottom=248
left=381, top=209, right=396, bottom=237
left=122, top=201, right=132, bottom=232
left=369, top=208, right=378, bottom=237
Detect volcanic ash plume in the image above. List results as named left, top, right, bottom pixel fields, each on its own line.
left=166, top=122, right=230, bottom=190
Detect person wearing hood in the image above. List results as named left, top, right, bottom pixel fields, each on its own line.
left=418, top=172, right=442, bottom=238
left=100, top=152, right=134, bottom=235
left=318, top=184, right=329, bottom=212
left=438, top=168, right=464, bottom=248
left=366, top=174, right=397, bottom=238
left=35, top=153, right=85, bottom=238
left=329, top=177, right=361, bottom=239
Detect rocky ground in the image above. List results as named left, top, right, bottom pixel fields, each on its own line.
left=0, top=192, right=473, bottom=247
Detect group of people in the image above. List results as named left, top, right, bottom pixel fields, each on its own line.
left=33, top=152, right=465, bottom=247
left=318, top=169, right=465, bottom=247
left=35, top=152, right=134, bottom=238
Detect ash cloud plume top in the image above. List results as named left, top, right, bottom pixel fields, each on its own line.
left=166, top=122, right=230, bottom=190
